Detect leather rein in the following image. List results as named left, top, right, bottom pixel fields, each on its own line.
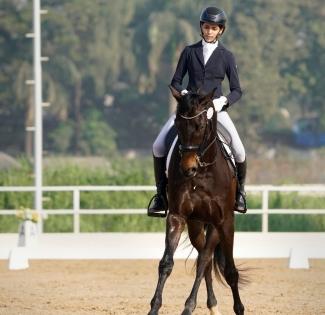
left=178, top=107, right=219, bottom=168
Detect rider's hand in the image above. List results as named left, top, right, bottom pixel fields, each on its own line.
left=181, top=89, right=189, bottom=96
left=213, top=96, right=228, bottom=112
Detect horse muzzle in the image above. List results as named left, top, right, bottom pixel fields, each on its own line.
left=180, top=152, right=199, bottom=177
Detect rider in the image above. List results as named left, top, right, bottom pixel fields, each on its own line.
left=148, top=7, right=247, bottom=216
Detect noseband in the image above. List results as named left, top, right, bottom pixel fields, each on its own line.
left=178, top=107, right=218, bottom=168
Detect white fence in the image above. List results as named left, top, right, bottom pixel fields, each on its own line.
left=1, top=185, right=325, bottom=264
left=1, top=184, right=325, bottom=234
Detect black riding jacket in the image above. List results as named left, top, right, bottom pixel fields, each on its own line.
left=171, top=41, right=242, bottom=106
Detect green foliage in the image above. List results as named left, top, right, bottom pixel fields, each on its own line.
left=48, top=122, right=74, bottom=153
left=269, top=192, right=325, bottom=209
left=0, top=158, right=324, bottom=232
left=269, top=215, right=325, bottom=232
left=235, top=215, right=261, bottom=232
left=44, top=215, right=73, bottom=233
left=80, top=215, right=165, bottom=233
left=79, top=109, right=117, bottom=156
left=1, top=1, right=325, bottom=154
left=1, top=1, right=325, bottom=232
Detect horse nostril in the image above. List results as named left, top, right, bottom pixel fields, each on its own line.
left=183, top=167, right=197, bottom=177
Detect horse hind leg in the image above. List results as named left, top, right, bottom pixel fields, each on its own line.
left=181, top=249, right=214, bottom=315
left=187, top=222, right=218, bottom=314
left=220, top=229, right=244, bottom=315
left=206, top=227, right=223, bottom=315
left=148, top=214, right=185, bottom=315
left=182, top=224, right=219, bottom=315
left=224, top=261, right=244, bottom=315
left=205, top=260, right=218, bottom=312
left=202, top=258, right=223, bottom=315
left=205, top=260, right=224, bottom=315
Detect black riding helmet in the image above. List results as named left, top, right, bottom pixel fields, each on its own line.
left=200, top=7, right=227, bottom=43
left=200, top=6, right=227, bottom=29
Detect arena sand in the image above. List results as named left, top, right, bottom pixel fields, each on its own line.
left=0, top=259, right=324, bottom=315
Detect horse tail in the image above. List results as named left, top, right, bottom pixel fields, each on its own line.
left=213, top=243, right=251, bottom=287
left=213, top=243, right=227, bottom=285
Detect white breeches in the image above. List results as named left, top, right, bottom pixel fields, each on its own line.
left=152, top=111, right=246, bottom=163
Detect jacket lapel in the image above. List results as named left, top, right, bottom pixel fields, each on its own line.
left=194, top=41, right=205, bottom=68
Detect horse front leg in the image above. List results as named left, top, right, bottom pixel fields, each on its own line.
left=148, top=213, right=185, bottom=315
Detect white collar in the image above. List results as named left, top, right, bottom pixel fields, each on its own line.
left=202, top=39, right=219, bottom=49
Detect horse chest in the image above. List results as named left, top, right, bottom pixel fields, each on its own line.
left=174, top=186, right=218, bottom=217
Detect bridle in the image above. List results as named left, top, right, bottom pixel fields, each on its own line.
left=177, top=105, right=219, bottom=168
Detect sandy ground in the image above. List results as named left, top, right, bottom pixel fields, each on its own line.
left=0, top=259, right=324, bottom=315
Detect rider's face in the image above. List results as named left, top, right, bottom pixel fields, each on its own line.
left=201, top=22, right=223, bottom=42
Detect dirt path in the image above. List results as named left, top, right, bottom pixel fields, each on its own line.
left=0, top=259, right=324, bottom=315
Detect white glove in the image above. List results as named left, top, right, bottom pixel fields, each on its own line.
left=212, top=96, right=228, bottom=112
left=181, top=89, right=189, bottom=96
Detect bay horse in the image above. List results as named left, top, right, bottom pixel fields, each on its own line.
left=148, top=86, right=245, bottom=315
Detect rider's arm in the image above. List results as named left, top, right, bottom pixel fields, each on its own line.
left=170, top=47, right=189, bottom=92
left=225, top=51, right=242, bottom=106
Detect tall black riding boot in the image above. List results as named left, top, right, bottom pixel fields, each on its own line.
left=235, top=159, right=247, bottom=213
left=147, top=156, right=168, bottom=217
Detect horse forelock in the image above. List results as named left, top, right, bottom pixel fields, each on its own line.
left=177, top=93, right=201, bottom=115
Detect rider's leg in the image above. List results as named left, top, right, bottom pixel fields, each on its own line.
left=236, top=159, right=247, bottom=212
left=217, top=111, right=247, bottom=213
left=148, top=114, right=176, bottom=215
left=148, top=156, right=168, bottom=213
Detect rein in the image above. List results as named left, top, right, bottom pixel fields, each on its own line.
left=196, top=135, right=218, bottom=167
left=178, top=106, right=218, bottom=168
left=179, top=108, right=209, bottom=120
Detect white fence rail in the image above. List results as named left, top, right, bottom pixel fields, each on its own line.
left=1, top=185, right=325, bottom=234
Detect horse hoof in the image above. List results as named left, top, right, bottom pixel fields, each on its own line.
left=181, top=309, right=192, bottom=315
left=210, top=306, right=222, bottom=315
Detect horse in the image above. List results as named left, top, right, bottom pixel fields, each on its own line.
left=148, top=86, right=245, bottom=315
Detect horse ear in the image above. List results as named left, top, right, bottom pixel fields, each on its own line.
left=169, top=85, right=182, bottom=101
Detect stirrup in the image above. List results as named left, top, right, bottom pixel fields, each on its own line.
left=147, top=195, right=168, bottom=218
left=234, top=207, right=247, bottom=214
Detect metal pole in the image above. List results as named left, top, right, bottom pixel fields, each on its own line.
left=33, top=0, right=43, bottom=232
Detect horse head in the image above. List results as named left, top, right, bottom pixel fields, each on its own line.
left=169, top=85, right=217, bottom=178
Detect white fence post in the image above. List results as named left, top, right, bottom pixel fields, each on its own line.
left=262, top=188, right=269, bottom=233
left=73, top=189, right=80, bottom=234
